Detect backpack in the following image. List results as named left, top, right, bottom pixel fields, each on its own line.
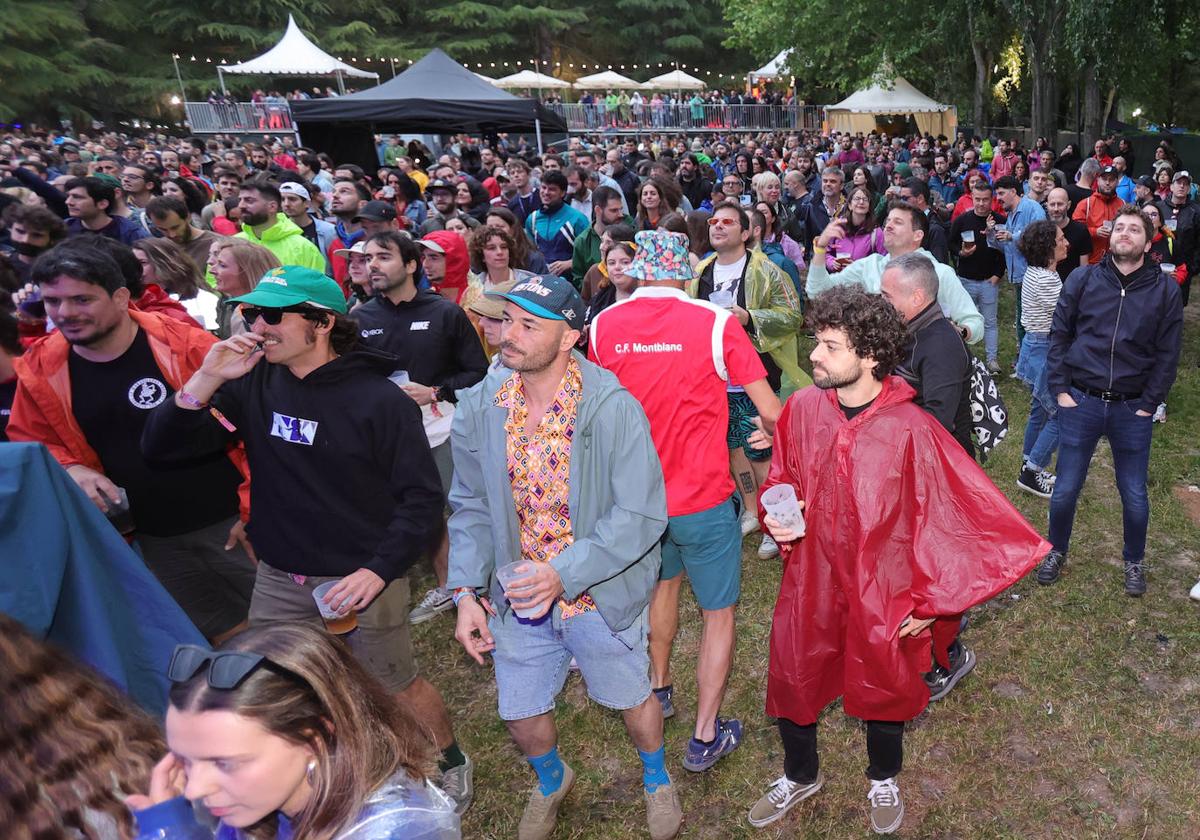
left=968, top=356, right=1008, bottom=462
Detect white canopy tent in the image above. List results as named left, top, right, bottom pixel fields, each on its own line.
left=474, top=72, right=499, bottom=85
left=572, top=70, right=641, bottom=90
left=749, top=49, right=792, bottom=81
left=495, top=70, right=571, bottom=90
left=217, top=14, right=378, bottom=95
left=825, top=76, right=956, bottom=137
left=641, top=69, right=706, bottom=91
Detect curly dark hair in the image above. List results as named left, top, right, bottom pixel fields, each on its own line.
left=805, top=285, right=908, bottom=380
left=1017, top=219, right=1061, bottom=269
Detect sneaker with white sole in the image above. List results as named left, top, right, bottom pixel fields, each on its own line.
left=1016, top=465, right=1054, bottom=499
left=644, top=781, right=683, bottom=840
left=868, top=777, right=904, bottom=834
left=747, top=773, right=824, bottom=827
left=740, top=508, right=761, bottom=536
left=409, top=586, right=453, bottom=624
left=518, top=763, right=575, bottom=840
left=758, top=534, right=780, bottom=559
left=1190, top=579, right=1200, bottom=601
left=440, top=753, right=474, bottom=815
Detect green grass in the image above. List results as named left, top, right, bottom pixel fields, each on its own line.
left=414, top=289, right=1200, bottom=839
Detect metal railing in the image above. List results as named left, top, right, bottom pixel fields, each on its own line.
left=184, top=102, right=295, bottom=133
left=544, top=103, right=824, bottom=133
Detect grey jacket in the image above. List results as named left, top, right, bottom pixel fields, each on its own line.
left=446, top=351, right=667, bottom=632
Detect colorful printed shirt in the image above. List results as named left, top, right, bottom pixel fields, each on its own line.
left=495, top=355, right=595, bottom=617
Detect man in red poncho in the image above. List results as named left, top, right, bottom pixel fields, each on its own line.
left=746, top=286, right=1049, bottom=835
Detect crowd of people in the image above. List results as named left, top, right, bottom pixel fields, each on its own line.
left=0, top=121, right=1190, bottom=838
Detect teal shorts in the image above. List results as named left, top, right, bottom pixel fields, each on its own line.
left=659, top=496, right=742, bottom=610
left=727, top=391, right=772, bottom=461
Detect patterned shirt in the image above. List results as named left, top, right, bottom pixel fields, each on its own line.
left=494, top=355, right=595, bottom=617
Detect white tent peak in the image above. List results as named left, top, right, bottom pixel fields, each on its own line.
left=573, top=70, right=642, bottom=90
left=221, top=14, right=378, bottom=79
left=749, top=49, right=792, bottom=80
left=829, top=76, right=949, bottom=114
left=642, top=70, right=705, bottom=91
left=495, top=70, right=571, bottom=89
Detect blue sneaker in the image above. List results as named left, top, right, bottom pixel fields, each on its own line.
left=683, top=717, right=742, bottom=772
left=654, top=686, right=675, bottom=720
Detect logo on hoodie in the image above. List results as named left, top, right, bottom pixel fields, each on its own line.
left=270, top=412, right=318, bottom=446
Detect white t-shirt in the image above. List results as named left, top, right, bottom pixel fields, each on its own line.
left=711, top=254, right=749, bottom=392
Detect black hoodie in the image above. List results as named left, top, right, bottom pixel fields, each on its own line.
left=142, top=347, right=443, bottom=581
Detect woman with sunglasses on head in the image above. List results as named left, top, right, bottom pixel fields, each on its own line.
left=128, top=623, right=459, bottom=839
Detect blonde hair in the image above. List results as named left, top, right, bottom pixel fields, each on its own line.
left=0, top=614, right=166, bottom=840
left=133, top=237, right=204, bottom=299
left=214, top=239, right=280, bottom=295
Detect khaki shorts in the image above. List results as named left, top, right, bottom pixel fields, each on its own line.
left=248, top=561, right=417, bottom=692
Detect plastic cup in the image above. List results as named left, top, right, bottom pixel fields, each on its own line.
left=312, top=580, right=358, bottom=634
left=1165, top=218, right=1178, bottom=232
left=1160, top=262, right=1176, bottom=275
left=709, top=289, right=735, bottom=309
left=961, top=229, right=976, bottom=244
left=760, top=484, right=806, bottom=537
left=836, top=251, right=852, bottom=261
left=496, top=560, right=541, bottom=618
left=388, top=369, right=410, bottom=386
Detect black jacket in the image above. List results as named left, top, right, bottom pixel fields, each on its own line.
left=1047, top=256, right=1183, bottom=412
left=353, top=290, right=487, bottom=402
left=895, top=303, right=975, bottom=457
left=678, top=173, right=713, bottom=211
left=142, top=348, right=443, bottom=581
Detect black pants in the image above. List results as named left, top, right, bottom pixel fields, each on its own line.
left=779, top=717, right=904, bottom=783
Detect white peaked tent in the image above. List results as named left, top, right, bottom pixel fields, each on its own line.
left=495, top=70, right=571, bottom=90
left=826, top=76, right=957, bottom=137
left=641, top=69, right=706, bottom=91
left=573, top=70, right=642, bottom=90
left=749, top=49, right=792, bottom=81
left=218, top=14, right=378, bottom=95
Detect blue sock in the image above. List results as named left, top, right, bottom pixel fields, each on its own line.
left=639, top=745, right=670, bottom=792
left=528, top=747, right=565, bottom=796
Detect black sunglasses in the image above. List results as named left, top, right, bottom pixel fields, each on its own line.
left=239, top=304, right=314, bottom=325
left=168, top=644, right=273, bottom=690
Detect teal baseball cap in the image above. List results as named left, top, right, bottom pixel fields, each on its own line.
left=227, top=265, right=348, bottom=314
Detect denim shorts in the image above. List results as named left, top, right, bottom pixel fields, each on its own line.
left=660, top=495, right=742, bottom=610
left=489, top=605, right=651, bottom=720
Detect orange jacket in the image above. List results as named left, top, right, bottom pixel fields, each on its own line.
left=8, top=309, right=251, bottom=520
left=1071, top=191, right=1124, bottom=264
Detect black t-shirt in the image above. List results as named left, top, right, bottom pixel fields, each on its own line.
left=839, top=395, right=876, bottom=421
left=949, top=211, right=1007, bottom=281
left=1058, top=220, right=1092, bottom=282
left=294, top=216, right=320, bottom=248
left=1064, top=183, right=1091, bottom=214
left=68, top=328, right=241, bottom=536
left=0, top=377, right=15, bottom=442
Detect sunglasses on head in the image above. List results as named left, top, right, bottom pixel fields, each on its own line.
left=239, top=304, right=316, bottom=325
left=167, top=644, right=278, bottom=690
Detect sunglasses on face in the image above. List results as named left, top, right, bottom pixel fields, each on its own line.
left=239, top=304, right=315, bottom=325
left=168, top=644, right=274, bottom=690
left=708, top=217, right=739, bottom=228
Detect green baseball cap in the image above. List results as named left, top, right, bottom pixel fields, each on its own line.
left=227, top=265, right=348, bottom=314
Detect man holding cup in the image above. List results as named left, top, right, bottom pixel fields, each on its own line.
left=746, top=286, right=1048, bottom=834
left=446, top=276, right=681, bottom=840
left=1071, top=164, right=1125, bottom=264
left=141, top=265, right=475, bottom=814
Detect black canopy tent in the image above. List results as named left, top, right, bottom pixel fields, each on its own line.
left=291, top=49, right=566, bottom=169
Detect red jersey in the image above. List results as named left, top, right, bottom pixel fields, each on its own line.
left=589, top=286, right=766, bottom=517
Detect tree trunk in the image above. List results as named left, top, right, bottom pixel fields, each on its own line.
left=1102, top=86, right=1117, bottom=128
left=1082, top=65, right=1103, bottom=145
left=966, top=5, right=990, bottom=132
left=1026, top=41, right=1055, bottom=141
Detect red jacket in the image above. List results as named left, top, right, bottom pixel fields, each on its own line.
left=8, top=310, right=251, bottom=520
left=17, top=284, right=199, bottom=349
left=761, top=377, right=1048, bottom=724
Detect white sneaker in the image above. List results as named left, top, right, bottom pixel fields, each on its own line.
left=409, top=586, right=453, bottom=624
left=1190, top=579, right=1200, bottom=602
left=758, top=534, right=780, bottom=559
left=868, top=778, right=904, bottom=834
left=1153, top=403, right=1167, bottom=423
left=740, top=508, right=761, bottom=536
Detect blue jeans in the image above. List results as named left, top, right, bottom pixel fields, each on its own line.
left=1017, top=333, right=1058, bottom=470
left=1048, top=387, right=1154, bottom=563
left=960, top=277, right=998, bottom=363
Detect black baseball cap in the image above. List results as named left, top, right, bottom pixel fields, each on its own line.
left=1136, top=175, right=1155, bottom=190
left=1099, top=165, right=1119, bottom=177
left=486, top=275, right=585, bottom=331
left=426, top=178, right=455, bottom=193
left=354, top=200, right=397, bottom=222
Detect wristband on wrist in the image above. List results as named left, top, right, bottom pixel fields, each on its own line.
left=177, top=390, right=207, bottom=409
left=813, top=245, right=827, bottom=255
left=451, top=587, right=477, bottom=607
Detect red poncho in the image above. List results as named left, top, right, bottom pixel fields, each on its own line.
left=761, top=376, right=1049, bottom=724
